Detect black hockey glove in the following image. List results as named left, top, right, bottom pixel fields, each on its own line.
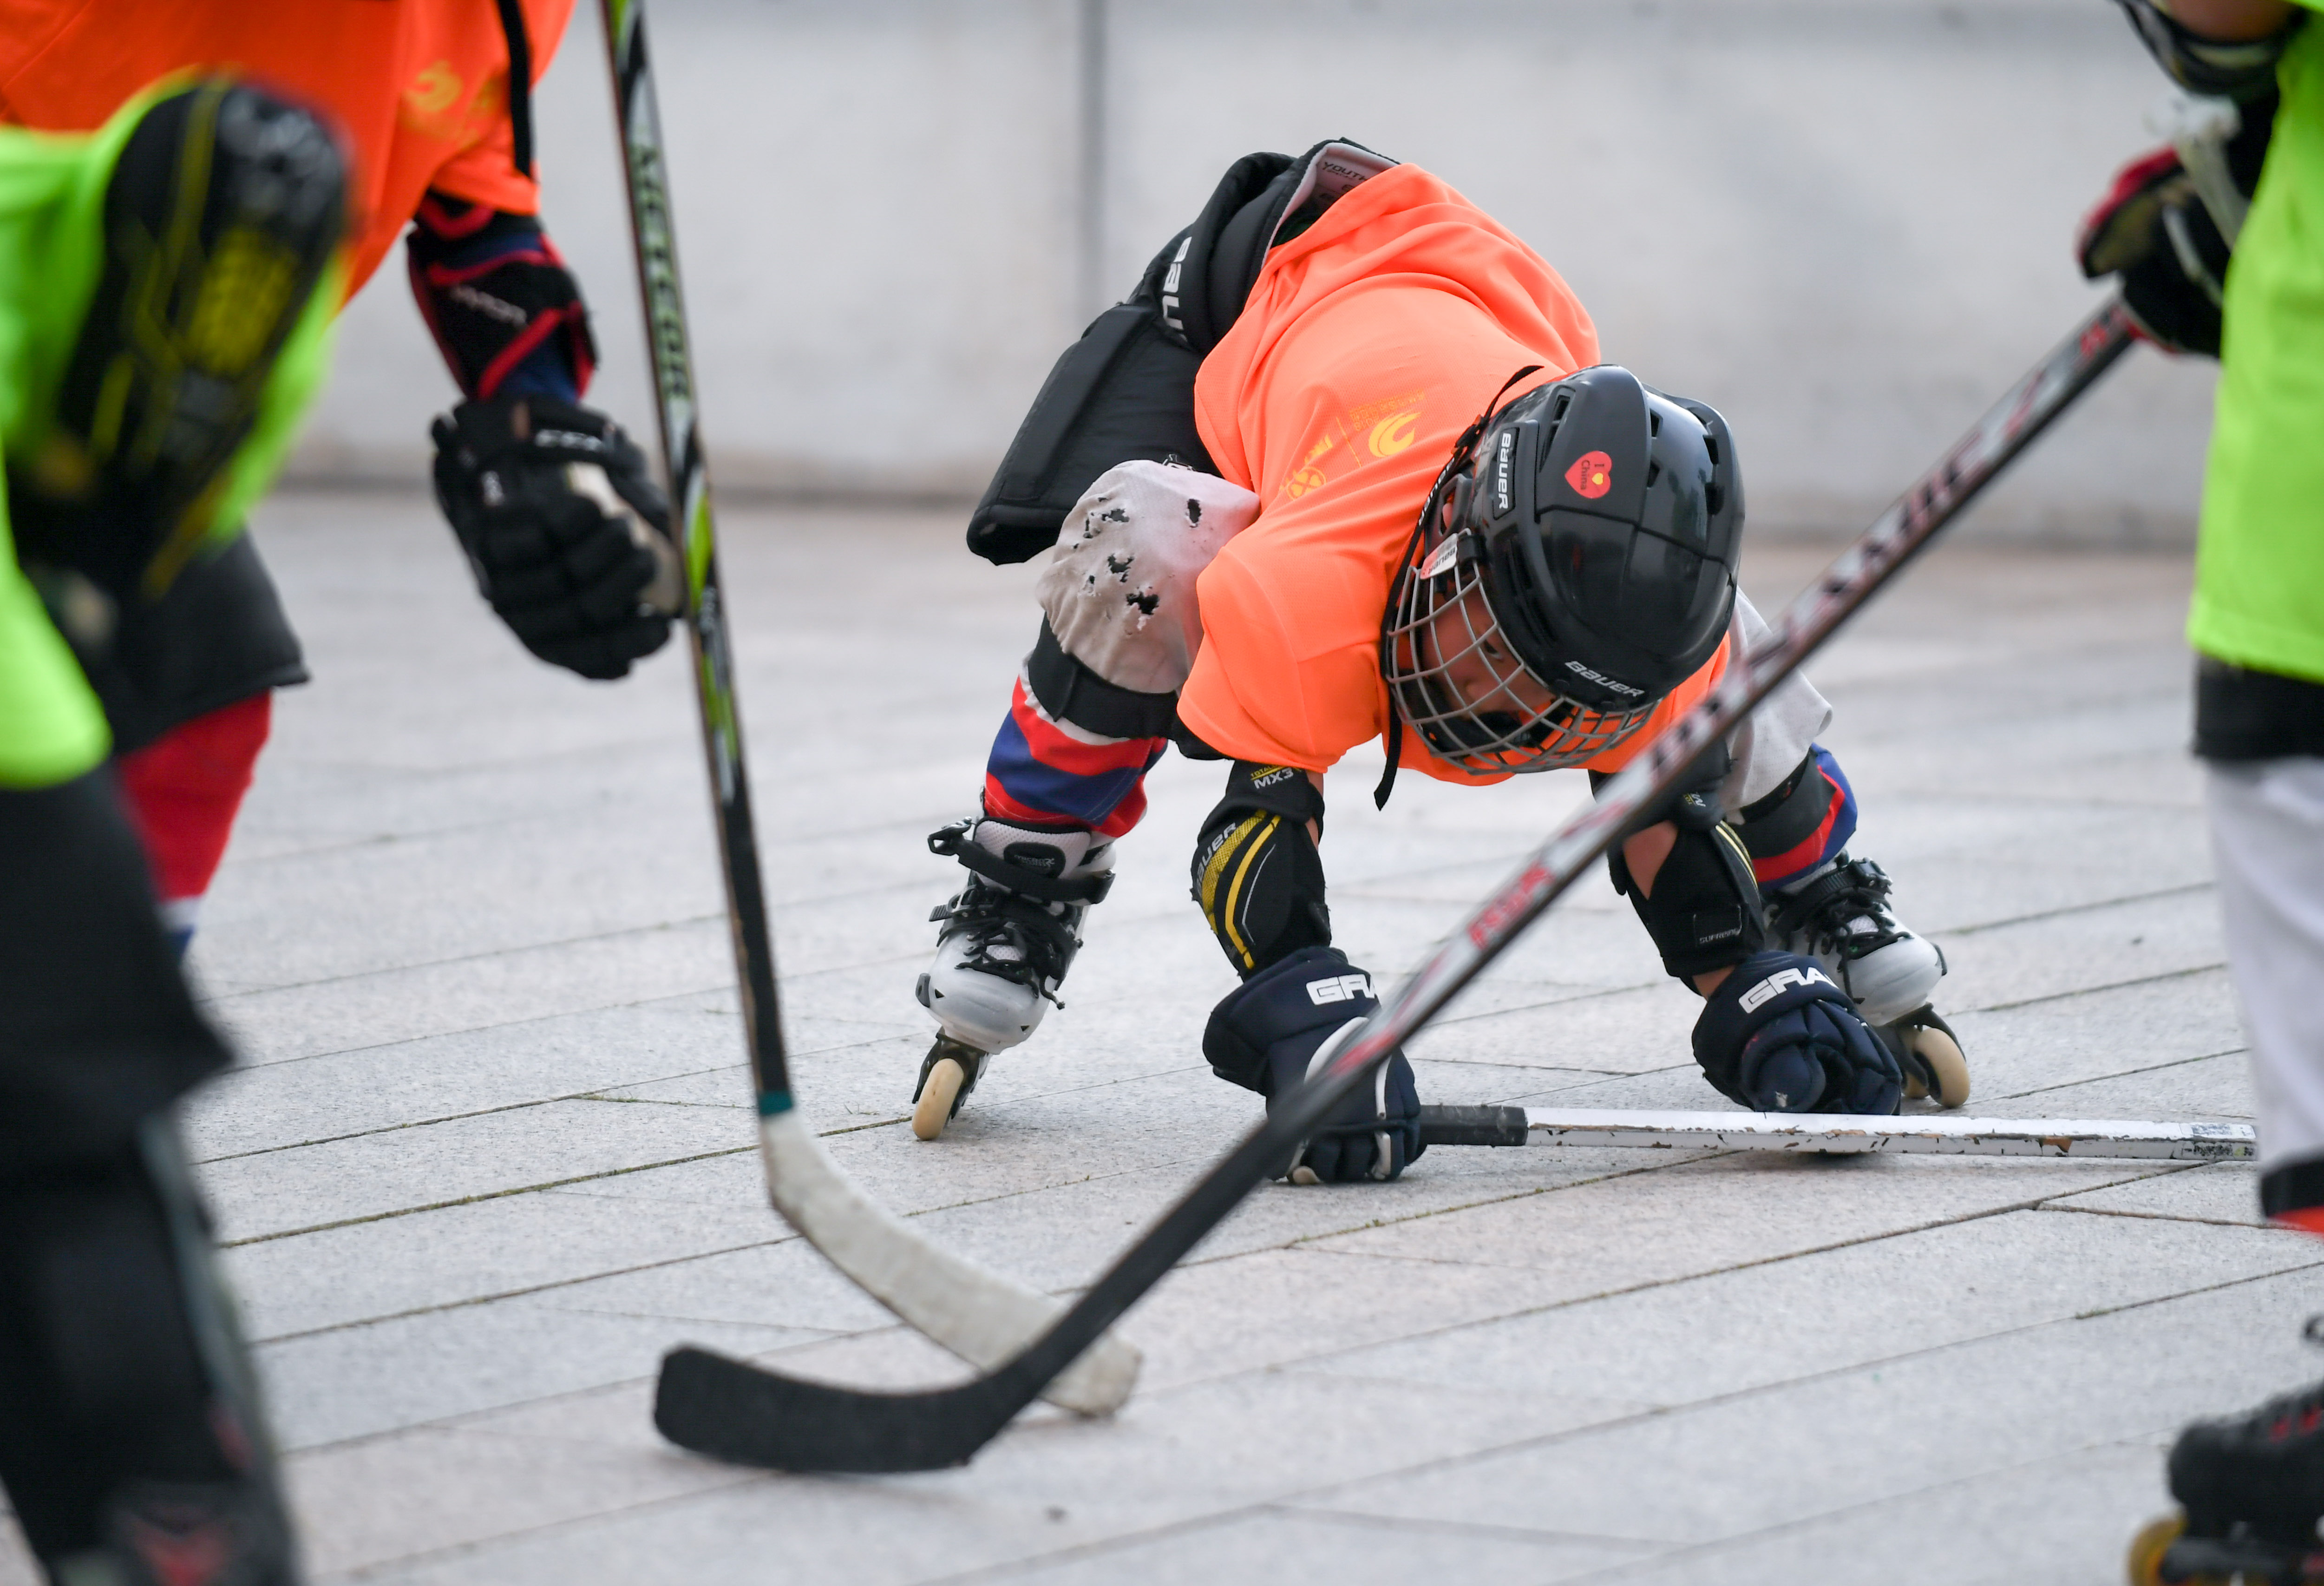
left=2078, top=93, right=2276, bottom=360
left=2079, top=145, right=2234, bottom=357
left=431, top=394, right=682, bottom=680
left=1203, top=946, right=1424, bottom=1183
left=1693, top=950, right=1901, bottom=1115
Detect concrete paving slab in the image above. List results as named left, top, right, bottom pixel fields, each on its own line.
left=1290, top=1265, right=2324, bottom=1552
left=980, top=1508, right=1647, bottom=1585
left=200, top=1098, right=758, bottom=1244
left=223, top=1185, right=784, bottom=1341
left=197, top=916, right=733, bottom=1064
left=1308, top=1153, right=2153, bottom=1285
left=1310, top=1203, right=2316, bottom=1409
left=255, top=1299, right=810, bottom=1449
left=352, top=1367, right=1648, bottom=1586
left=285, top=1423, right=760, bottom=1581
left=0, top=499, right=2257, bottom=1586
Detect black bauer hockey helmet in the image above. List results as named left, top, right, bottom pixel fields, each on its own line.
left=1380, top=364, right=1743, bottom=781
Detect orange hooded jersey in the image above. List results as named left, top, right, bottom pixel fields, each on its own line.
left=0, top=0, right=572, bottom=296
left=1175, top=161, right=1729, bottom=785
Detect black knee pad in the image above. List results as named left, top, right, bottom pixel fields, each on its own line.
left=1191, top=762, right=1330, bottom=977
left=0, top=1124, right=261, bottom=1561
left=1607, top=819, right=1768, bottom=981
left=1730, top=751, right=1835, bottom=865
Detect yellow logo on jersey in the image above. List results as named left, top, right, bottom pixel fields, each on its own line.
left=1368, top=410, right=1419, bottom=457
left=400, top=61, right=505, bottom=144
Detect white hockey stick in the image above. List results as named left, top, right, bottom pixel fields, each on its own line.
left=597, top=0, right=1137, bottom=1416
left=1416, top=1104, right=2255, bottom=1161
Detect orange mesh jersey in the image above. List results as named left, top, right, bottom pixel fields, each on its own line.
left=1176, top=162, right=1728, bottom=785
left=0, top=0, right=572, bottom=295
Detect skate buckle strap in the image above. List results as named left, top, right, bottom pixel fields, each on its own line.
left=1769, top=855, right=1902, bottom=958
left=931, top=887, right=1074, bottom=1003
left=928, top=820, right=1115, bottom=905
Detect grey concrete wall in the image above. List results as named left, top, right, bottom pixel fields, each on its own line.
left=293, top=0, right=2219, bottom=539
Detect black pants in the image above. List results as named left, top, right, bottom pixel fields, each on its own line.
left=0, top=771, right=230, bottom=1166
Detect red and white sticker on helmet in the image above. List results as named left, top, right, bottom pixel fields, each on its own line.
left=1564, top=450, right=1613, bottom=499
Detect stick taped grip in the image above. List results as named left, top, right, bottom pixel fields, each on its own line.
left=1415, top=1104, right=1530, bottom=1147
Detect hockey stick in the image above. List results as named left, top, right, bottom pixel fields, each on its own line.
left=1414, top=1104, right=2255, bottom=1161
left=652, top=299, right=2140, bottom=1472
left=596, top=0, right=1137, bottom=1416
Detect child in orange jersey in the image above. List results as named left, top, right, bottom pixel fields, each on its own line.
left=911, top=141, right=1964, bottom=1173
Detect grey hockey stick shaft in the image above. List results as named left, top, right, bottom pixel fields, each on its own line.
left=1415, top=1104, right=2255, bottom=1160
left=652, top=298, right=2140, bottom=1473
left=598, top=0, right=1137, bottom=1415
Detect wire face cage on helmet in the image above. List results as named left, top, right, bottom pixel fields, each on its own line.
left=1377, top=364, right=1743, bottom=787
left=1381, top=520, right=1659, bottom=775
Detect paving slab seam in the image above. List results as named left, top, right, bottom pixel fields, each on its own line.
left=221, top=808, right=612, bottom=868
left=909, top=1499, right=1665, bottom=1586
left=2040, top=1200, right=2283, bottom=1233
left=198, top=913, right=727, bottom=1001
left=1523, top=1433, right=2179, bottom=1584
left=1996, top=1045, right=2250, bottom=1105
left=304, top=1466, right=783, bottom=1586
left=2063, top=1255, right=2324, bottom=1323
left=1258, top=1284, right=2317, bottom=1554
left=200, top=979, right=894, bottom=1070
left=868, top=1277, right=2259, bottom=1586
left=1242, top=1173, right=2191, bottom=1381
left=1935, top=879, right=2214, bottom=938
left=218, top=1146, right=758, bottom=1247
left=248, top=1244, right=843, bottom=1343
left=1972, top=959, right=2226, bottom=1014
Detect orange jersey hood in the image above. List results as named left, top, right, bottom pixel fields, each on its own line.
left=1176, top=160, right=1718, bottom=785
left=0, top=0, right=572, bottom=296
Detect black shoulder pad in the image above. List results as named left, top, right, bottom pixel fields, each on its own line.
left=965, top=302, right=1213, bottom=565
left=963, top=138, right=1397, bottom=566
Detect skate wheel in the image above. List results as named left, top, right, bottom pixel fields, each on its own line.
left=2125, top=1515, right=2185, bottom=1586
left=912, top=1057, right=968, bottom=1140
left=1901, top=1022, right=1971, bottom=1109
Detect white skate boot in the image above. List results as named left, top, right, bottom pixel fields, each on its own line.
left=911, top=816, right=1113, bottom=1139
left=1765, top=853, right=1969, bottom=1108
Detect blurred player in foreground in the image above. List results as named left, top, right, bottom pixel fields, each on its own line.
left=907, top=139, right=1971, bottom=1176
left=2, top=0, right=680, bottom=959
left=2080, top=0, right=2324, bottom=1578
left=0, top=79, right=345, bottom=1586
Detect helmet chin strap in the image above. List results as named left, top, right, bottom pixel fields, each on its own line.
left=1375, top=364, right=1541, bottom=810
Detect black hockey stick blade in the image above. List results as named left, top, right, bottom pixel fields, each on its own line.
left=651, top=299, right=2138, bottom=1475
left=656, top=1347, right=1018, bottom=1472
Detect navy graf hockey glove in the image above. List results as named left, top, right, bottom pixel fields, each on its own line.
left=1693, top=950, right=1902, bottom=1115
left=432, top=395, right=683, bottom=679
left=1202, top=946, right=1425, bottom=1183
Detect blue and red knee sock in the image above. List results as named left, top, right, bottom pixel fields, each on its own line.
left=1737, top=744, right=1859, bottom=893
left=979, top=675, right=1165, bottom=839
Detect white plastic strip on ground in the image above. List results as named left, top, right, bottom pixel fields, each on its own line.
left=1518, top=1108, right=2255, bottom=1162
left=758, top=1111, right=1142, bottom=1414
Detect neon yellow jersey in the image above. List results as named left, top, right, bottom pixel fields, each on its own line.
left=0, top=87, right=337, bottom=788
left=2190, top=8, right=2324, bottom=683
